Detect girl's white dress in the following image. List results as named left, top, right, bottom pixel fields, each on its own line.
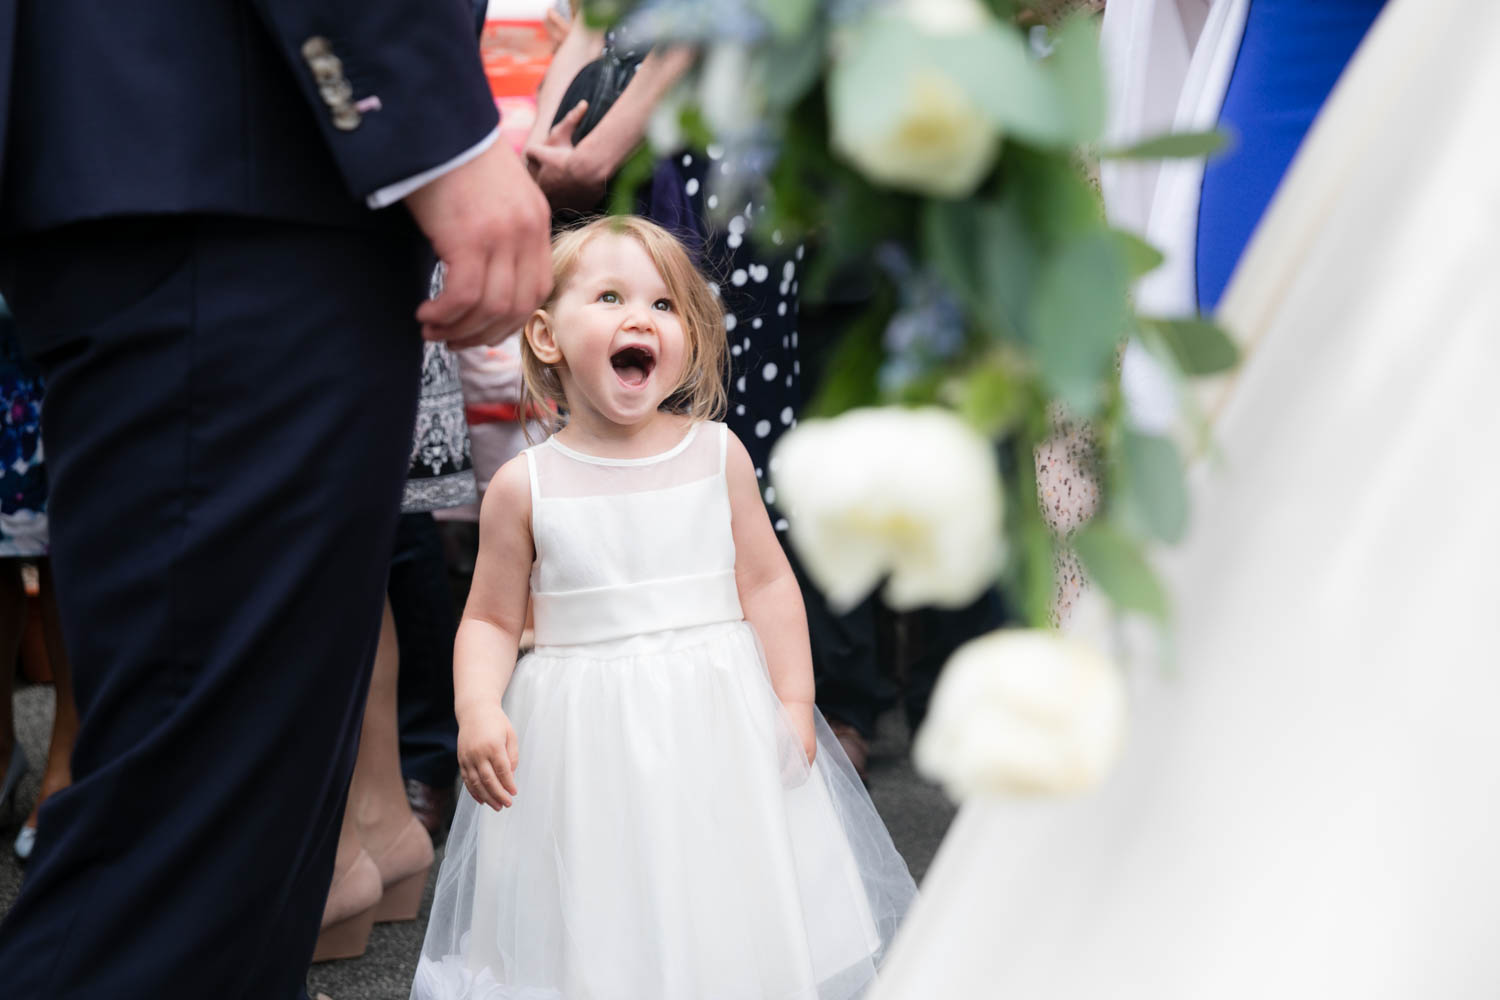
left=413, top=421, right=916, bottom=1000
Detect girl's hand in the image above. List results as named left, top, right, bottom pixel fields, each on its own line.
left=457, top=703, right=521, bottom=810
left=783, top=698, right=818, bottom=765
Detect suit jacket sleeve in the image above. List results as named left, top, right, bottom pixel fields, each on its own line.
left=249, top=0, right=499, bottom=201
left=0, top=0, right=16, bottom=201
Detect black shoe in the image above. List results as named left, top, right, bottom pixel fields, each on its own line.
left=828, top=720, right=871, bottom=785
left=405, top=777, right=457, bottom=847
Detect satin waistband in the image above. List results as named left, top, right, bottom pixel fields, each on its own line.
left=531, top=569, right=744, bottom=647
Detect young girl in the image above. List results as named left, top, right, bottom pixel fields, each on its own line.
left=412, top=216, right=915, bottom=1000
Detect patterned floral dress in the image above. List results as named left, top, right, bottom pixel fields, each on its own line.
left=0, top=297, right=48, bottom=558
left=401, top=341, right=478, bottom=514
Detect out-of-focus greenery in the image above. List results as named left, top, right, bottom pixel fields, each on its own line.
left=591, top=0, right=1235, bottom=627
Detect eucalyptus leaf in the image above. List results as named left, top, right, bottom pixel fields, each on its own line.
left=1121, top=430, right=1188, bottom=543
left=1112, top=229, right=1165, bottom=279
left=1044, top=16, right=1106, bottom=145
left=675, top=105, right=717, bottom=151
left=956, top=16, right=1105, bottom=147
left=1073, top=523, right=1169, bottom=620
left=1019, top=516, right=1057, bottom=627
left=1030, top=232, right=1130, bottom=415
left=923, top=196, right=1033, bottom=341
left=1005, top=146, right=1104, bottom=248
left=954, top=362, right=1024, bottom=436
left=608, top=144, right=657, bottom=217
left=759, top=31, right=824, bottom=109
left=581, top=0, right=627, bottom=29
left=939, top=25, right=1073, bottom=147
left=1103, top=129, right=1230, bottom=160
left=1145, top=317, right=1239, bottom=375
left=758, top=0, right=817, bottom=39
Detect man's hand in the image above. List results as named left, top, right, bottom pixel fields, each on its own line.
left=525, top=100, right=608, bottom=213
left=456, top=702, right=521, bottom=811
left=405, top=140, right=553, bottom=349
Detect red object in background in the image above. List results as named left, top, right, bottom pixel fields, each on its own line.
left=464, top=401, right=553, bottom=425
left=483, top=19, right=555, bottom=154
left=483, top=20, right=553, bottom=97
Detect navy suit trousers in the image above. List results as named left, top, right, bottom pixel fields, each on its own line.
left=0, top=216, right=427, bottom=998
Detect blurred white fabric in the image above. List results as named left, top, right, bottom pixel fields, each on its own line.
left=1102, top=0, right=1249, bottom=433
left=873, top=0, right=1500, bottom=995
left=1099, top=0, right=1246, bottom=319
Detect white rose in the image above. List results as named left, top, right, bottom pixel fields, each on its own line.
left=772, top=406, right=1003, bottom=612
left=827, top=0, right=1004, bottom=199
left=894, top=0, right=992, bottom=35
left=913, top=629, right=1127, bottom=800
left=830, top=66, right=1000, bottom=200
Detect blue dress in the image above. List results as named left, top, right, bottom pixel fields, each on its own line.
left=1196, top=0, right=1387, bottom=312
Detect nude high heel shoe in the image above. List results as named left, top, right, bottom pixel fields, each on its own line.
left=312, top=848, right=382, bottom=963
left=371, top=815, right=435, bottom=923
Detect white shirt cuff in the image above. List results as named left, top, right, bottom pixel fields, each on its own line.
left=365, top=126, right=502, bottom=209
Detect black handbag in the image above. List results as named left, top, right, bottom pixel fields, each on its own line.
left=551, top=36, right=647, bottom=144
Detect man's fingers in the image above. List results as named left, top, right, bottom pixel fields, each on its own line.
left=416, top=251, right=484, bottom=330
left=424, top=204, right=550, bottom=345
left=426, top=243, right=519, bottom=343
left=406, top=141, right=552, bottom=342
left=546, top=100, right=588, bottom=145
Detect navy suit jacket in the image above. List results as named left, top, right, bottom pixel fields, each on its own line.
left=0, top=0, right=498, bottom=234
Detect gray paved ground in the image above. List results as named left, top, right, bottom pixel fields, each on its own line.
left=2, top=682, right=953, bottom=1000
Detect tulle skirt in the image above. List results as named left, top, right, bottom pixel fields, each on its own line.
left=412, top=621, right=916, bottom=1000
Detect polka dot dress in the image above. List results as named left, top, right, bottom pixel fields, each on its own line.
left=642, top=148, right=802, bottom=532
left=1034, top=408, right=1101, bottom=627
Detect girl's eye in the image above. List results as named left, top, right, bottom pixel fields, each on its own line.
left=653, top=298, right=674, bottom=312
left=597, top=291, right=620, bottom=304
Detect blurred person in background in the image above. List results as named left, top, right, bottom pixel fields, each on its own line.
left=0, top=295, right=75, bottom=865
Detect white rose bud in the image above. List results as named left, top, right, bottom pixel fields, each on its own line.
left=894, top=0, right=992, bottom=35
left=772, top=406, right=1004, bottom=612
left=828, top=0, right=1003, bottom=199
left=914, top=629, right=1127, bottom=800
left=831, top=68, right=1000, bottom=200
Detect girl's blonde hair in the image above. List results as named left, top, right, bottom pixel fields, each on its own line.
left=521, top=215, right=728, bottom=437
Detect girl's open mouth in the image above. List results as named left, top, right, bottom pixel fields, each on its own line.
left=610, top=345, right=656, bottom=388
